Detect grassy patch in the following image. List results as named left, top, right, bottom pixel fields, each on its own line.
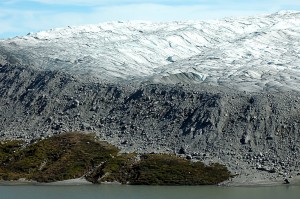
left=99, top=153, right=137, bottom=183
left=129, top=154, right=231, bottom=185
left=0, top=133, right=118, bottom=182
left=0, top=140, right=25, bottom=180
left=0, top=133, right=232, bottom=185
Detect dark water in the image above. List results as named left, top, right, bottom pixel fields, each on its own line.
left=0, top=184, right=299, bottom=199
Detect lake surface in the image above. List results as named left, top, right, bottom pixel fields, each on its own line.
left=1, top=184, right=299, bottom=199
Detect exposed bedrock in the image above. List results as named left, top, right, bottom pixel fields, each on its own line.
left=0, top=64, right=299, bottom=181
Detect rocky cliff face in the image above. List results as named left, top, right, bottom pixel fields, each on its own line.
left=0, top=63, right=299, bottom=183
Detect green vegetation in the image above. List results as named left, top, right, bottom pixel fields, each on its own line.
left=0, top=133, right=118, bottom=182
left=130, top=154, right=231, bottom=185
left=0, top=133, right=232, bottom=185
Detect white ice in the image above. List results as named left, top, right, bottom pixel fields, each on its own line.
left=0, top=11, right=299, bottom=92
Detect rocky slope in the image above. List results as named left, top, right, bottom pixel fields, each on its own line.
left=0, top=11, right=300, bottom=184
left=0, top=64, right=299, bottom=184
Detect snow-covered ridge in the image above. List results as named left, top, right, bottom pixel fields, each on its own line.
left=0, top=11, right=300, bottom=92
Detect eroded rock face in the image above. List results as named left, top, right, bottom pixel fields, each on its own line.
left=0, top=64, right=299, bottom=182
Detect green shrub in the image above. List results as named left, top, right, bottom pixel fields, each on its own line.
left=129, top=154, right=231, bottom=185
left=0, top=133, right=232, bottom=185
left=0, top=133, right=119, bottom=182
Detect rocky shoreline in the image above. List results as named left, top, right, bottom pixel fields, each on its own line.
left=0, top=178, right=92, bottom=186
left=1, top=176, right=300, bottom=187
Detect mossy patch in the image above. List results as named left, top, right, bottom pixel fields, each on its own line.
left=0, top=133, right=118, bottom=182
left=0, top=133, right=232, bottom=185
left=129, top=154, right=231, bottom=185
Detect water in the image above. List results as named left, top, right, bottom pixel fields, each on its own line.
left=0, top=184, right=299, bottom=199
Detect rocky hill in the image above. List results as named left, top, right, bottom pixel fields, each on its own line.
left=0, top=11, right=300, bottom=184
